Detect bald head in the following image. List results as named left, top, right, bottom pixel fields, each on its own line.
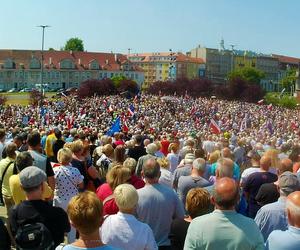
left=278, top=158, right=293, bottom=175
left=286, top=191, right=300, bottom=227
left=260, top=156, right=271, bottom=171
left=212, top=177, right=239, bottom=210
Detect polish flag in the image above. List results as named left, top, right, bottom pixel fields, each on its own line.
left=267, top=104, right=273, bottom=110
left=108, top=105, right=114, bottom=113
left=257, top=99, right=264, bottom=105
left=209, top=119, right=221, bottom=134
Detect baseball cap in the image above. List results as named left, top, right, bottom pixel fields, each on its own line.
left=19, top=166, right=46, bottom=189
left=279, top=171, right=300, bottom=195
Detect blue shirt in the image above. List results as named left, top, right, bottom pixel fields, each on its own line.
left=266, top=226, right=300, bottom=250
left=254, top=197, right=287, bottom=241
left=210, top=162, right=241, bottom=180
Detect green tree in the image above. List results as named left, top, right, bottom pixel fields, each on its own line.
left=111, top=75, right=127, bottom=88
left=63, top=37, right=84, bottom=51
left=48, top=48, right=55, bottom=51
left=280, top=68, right=297, bottom=91
left=228, top=67, right=265, bottom=85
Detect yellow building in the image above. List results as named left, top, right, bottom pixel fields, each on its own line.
left=234, top=53, right=257, bottom=70
left=128, top=52, right=204, bottom=89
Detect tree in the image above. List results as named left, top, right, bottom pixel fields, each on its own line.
left=117, top=79, right=139, bottom=95
left=111, top=75, right=127, bottom=88
left=78, top=79, right=116, bottom=98
left=280, top=68, right=297, bottom=91
left=63, top=37, right=84, bottom=52
left=228, top=67, right=265, bottom=85
left=0, top=95, right=7, bottom=106
left=48, top=48, right=55, bottom=51
left=29, top=89, right=43, bottom=106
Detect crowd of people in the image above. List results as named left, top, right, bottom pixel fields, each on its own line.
left=0, top=93, right=300, bottom=250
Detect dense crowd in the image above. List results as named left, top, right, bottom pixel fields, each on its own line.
left=0, top=94, right=300, bottom=250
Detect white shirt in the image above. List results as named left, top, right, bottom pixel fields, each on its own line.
left=53, top=165, right=84, bottom=210
left=159, top=168, right=172, bottom=188
left=101, top=212, right=157, bottom=250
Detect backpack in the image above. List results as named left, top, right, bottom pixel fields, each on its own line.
left=15, top=222, right=54, bottom=250
left=13, top=207, right=55, bottom=250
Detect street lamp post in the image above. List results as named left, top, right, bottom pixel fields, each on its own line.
left=37, top=25, right=50, bottom=105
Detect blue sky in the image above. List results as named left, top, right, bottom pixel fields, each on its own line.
left=0, top=0, right=299, bottom=57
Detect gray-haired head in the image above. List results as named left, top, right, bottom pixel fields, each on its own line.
left=192, top=158, right=206, bottom=172
left=216, top=158, right=234, bottom=178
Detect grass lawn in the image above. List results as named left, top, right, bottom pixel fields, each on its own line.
left=1, top=92, right=58, bottom=106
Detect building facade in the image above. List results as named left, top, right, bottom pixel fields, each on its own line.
left=0, top=50, right=144, bottom=91
left=127, top=52, right=204, bottom=88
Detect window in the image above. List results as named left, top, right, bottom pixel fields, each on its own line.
left=30, top=58, right=41, bottom=69
left=89, top=60, right=100, bottom=70
left=60, top=59, right=75, bottom=69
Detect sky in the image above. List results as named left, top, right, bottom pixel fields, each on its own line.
left=0, top=0, right=299, bottom=57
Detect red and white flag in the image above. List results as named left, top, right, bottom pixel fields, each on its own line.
left=108, top=105, right=114, bottom=113
left=267, top=104, right=273, bottom=111
left=257, top=99, right=264, bottom=105
left=209, top=119, right=221, bottom=134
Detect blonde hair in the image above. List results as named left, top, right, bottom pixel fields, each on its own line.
left=123, top=158, right=137, bottom=174
left=106, top=165, right=131, bottom=191
left=157, top=157, right=170, bottom=169
left=186, top=188, right=211, bottom=219
left=71, top=140, right=84, bottom=154
left=264, top=149, right=280, bottom=169
left=209, top=150, right=221, bottom=164
left=57, top=148, right=72, bottom=165
left=102, top=144, right=114, bottom=158
left=114, top=184, right=138, bottom=210
left=67, top=191, right=103, bottom=235
left=168, top=143, right=179, bottom=153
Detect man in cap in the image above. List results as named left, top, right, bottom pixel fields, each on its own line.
left=266, top=191, right=300, bottom=250
left=255, top=171, right=300, bottom=241
left=9, top=166, right=70, bottom=247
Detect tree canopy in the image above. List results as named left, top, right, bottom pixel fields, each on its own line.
left=228, top=67, right=265, bottom=85
left=63, top=37, right=84, bottom=51
left=280, top=68, right=297, bottom=91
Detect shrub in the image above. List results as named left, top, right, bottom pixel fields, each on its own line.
left=29, top=89, right=43, bottom=106
left=265, top=92, right=297, bottom=109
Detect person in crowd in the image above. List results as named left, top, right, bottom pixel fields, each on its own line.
left=96, top=165, right=131, bottom=215
left=53, top=148, right=84, bottom=242
left=0, top=143, right=17, bottom=213
left=173, top=153, right=195, bottom=191
left=177, top=158, right=210, bottom=206
left=136, top=158, right=185, bottom=249
left=169, top=187, right=211, bottom=250
left=266, top=191, right=300, bottom=250
left=52, top=128, right=65, bottom=163
left=255, top=171, right=300, bottom=241
left=9, top=166, right=70, bottom=248
left=166, top=142, right=179, bottom=174
left=123, top=157, right=145, bottom=189
left=255, top=158, right=293, bottom=206
left=240, top=149, right=261, bottom=186
left=0, top=128, right=6, bottom=160
left=56, top=191, right=119, bottom=250
left=27, top=131, right=55, bottom=190
left=289, top=145, right=300, bottom=173
left=210, top=147, right=241, bottom=180
left=110, top=145, right=126, bottom=168
left=101, top=184, right=157, bottom=250
left=243, top=156, right=278, bottom=218
left=184, top=177, right=264, bottom=250
left=9, top=151, right=52, bottom=204
left=136, top=143, right=158, bottom=177
left=96, top=144, right=114, bottom=179
left=0, top=218, right=10, bottom=250
left=127, top=134, right=147, bottom=161
left=157, top=157, right=172, bottom=188
left=45, top=129, right=57, bottom=160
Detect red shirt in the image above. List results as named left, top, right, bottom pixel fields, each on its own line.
left=130, top=175, right=145, bottom=189
left=96, top=183, right=119, bottom=216
left=160, top=139, right=170, bottom=156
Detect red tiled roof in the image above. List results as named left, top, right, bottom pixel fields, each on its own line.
left=272, top=54, right=300, bottom=65
left=0, top=49, right=141, bottom=71
left=128, top=52, right=204, bottom=64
